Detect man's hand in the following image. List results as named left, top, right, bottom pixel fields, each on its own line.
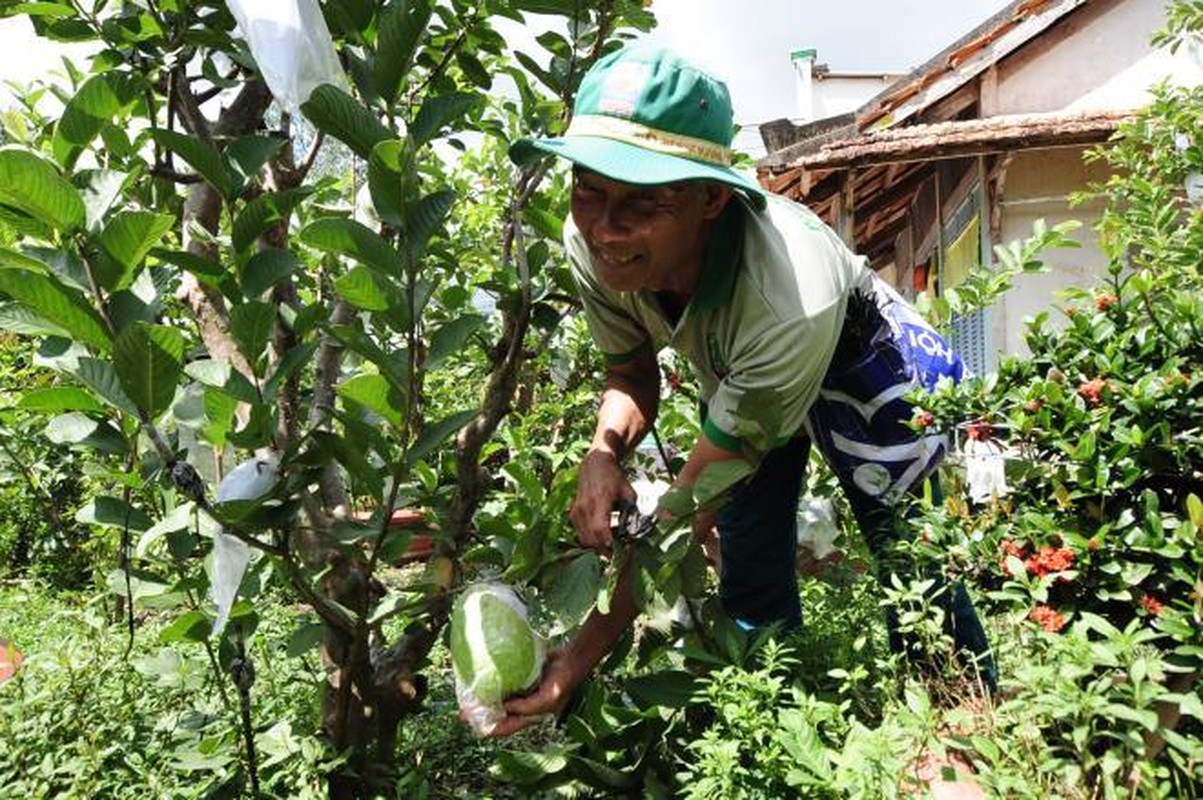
left=486, top=647, right=585, bottom=737
left=692, top=507, right=722, bottom=569
left=571, top=449, right=636, bottom=549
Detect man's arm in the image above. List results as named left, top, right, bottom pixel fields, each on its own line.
left=571, top=343, right=660, bottom=548
left=672, top=432, right=748, bottom=547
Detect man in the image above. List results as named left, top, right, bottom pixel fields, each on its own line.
left=492, top=42, right=996, bottom=737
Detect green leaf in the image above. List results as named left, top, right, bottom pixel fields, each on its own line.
left=493, top=749, right=569, bottom=783
left=1187, top=494, right=1203, bottom=531
left=427, top=314, right=484, bottom=369
left=96, top=211, right=175, bottom=290
left=1120, top=561, right=1154, bottom=586
left=0, top=147, right=86, bottom=233
left=241, top=247, right=298, bottom=298
left=337, top=373, right=404, bottom=426
left=151, top=129, right=233, bottom=198
left=75, top=356, right=138, bottom=415
left=76, top=168, right=129, bottom=232
left=77, top=495, right=154, bottom=531
left=263, top=342, right=317, bottom=403
left=410, top=91, right=477, bottom=147
left=201, top=387, right=238, bottom=447
left=522, top=204, right=563, bottom=242
left=231, top=188, right=310, bottom=253
left=8, top=3, right=77, bottom=18
left=404, top=189, right=456, bottom=259
left=113, top=323, right=186, bottom=418
left=286, top=622, right=324, bottom=657
left=299, top=217, right=400, bottom=275
left=136, top=501, right=197, bottom=557
left=151, top=247, right=231, bottom=296
left=225, top=134, right=285, bottom=189
left=300, top=84, right=393, bottom=159
left=407, top=408, right=475, bottom=466
left=367, top=138, right=412, bottom=227
left=545, top=552, right=601, bottom=630
left=0, top=247, right=52, bottom=274
left=625, top=669, right=699, bottom=709
left=373, top=0, right=433, bottom=106
left=17, top=386, right=106, bottom=414
left=328, top=325, right=410, bottom=393
left=456, top=51, right=492, bottom=90
left=184, top=358, right=231, bottom=388
left=334, top=265, right=393, bottom=311
left=0, top=301, right=66, bottom=337
left=159, top=610, right=211, bottom=644
left=514, top=51, right=558, bottom=95
left=52, top=72, right=139, bottom=167
left=44, top=411, right=127, bottom=454
left=228, top=301, right=276, bottom=365
left=0, top=269, right=111, bottom=352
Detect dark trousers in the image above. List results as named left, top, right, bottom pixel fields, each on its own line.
left=716, top=435, right=998, bottom=693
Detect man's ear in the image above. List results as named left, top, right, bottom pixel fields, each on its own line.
left=700, top=182, right=733, bottom=220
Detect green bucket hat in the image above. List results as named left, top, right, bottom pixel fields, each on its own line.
left=510, top=42, right=767, bottom=211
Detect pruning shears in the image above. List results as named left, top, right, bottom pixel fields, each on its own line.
left=610, top=498, right=657, bottom=543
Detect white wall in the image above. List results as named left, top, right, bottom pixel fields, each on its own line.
left=991, top=148, right=1111, bottom=356
left=995, top=0, right=1201, bottom=115
left=809, top=74, right=901, bottom=120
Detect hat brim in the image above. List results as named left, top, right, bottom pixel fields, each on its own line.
left=510, top=135, right=767, bottom=212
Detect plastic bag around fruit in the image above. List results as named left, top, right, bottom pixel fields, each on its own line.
left=224, top=0, right=344, bottom=111
left=450, top=582, right=546, bottom=736
left=210, top=454, right=279, bottom=636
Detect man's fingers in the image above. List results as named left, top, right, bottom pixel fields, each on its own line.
left=487, top=715, right=534, bottom=738
left=571, top=501, right=614, bottom=550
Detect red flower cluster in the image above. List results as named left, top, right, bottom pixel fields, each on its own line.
left=998, top=540, right=1075, bottom=579
left=1138, top=594, right=1165, bottom=615
left=966, top=420, right=993, bottom=442
left=1094, top=293, right=1119, bottom=312
left=1030, top=605, right=1067, bottom=632
left=1078, top=378, right=1106, bottom=407
left=667, top=371, right=682, bottom=390
left=914, top=410, right=935, bottom=429
left=1027, top=545, right=1074, bottom=577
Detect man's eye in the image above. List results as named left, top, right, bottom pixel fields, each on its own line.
left=628, top=197, right=659, bottom=214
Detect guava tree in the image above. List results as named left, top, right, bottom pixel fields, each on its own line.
left=0, top=0, right=655, bottom=794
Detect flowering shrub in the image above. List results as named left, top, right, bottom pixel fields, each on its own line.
left=911, top=78, right=1203, bottom=794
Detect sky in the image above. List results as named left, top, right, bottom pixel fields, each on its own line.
left=641, top=0, right=1014, bottom=128
left=0, top=0, right=1013, bottom=129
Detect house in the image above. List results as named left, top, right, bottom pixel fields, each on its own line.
left=756, top=0, right=1202, bottom=373
left=736, top=49, right=902, bottom=159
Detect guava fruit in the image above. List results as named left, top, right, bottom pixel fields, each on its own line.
left=450, top=582, right=545, bottom=735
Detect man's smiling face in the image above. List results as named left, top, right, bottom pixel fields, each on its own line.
left=570, top=167, right=730, bottom=298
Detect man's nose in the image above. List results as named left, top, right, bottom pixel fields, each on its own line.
left=593, top=200, right=629, bottom=240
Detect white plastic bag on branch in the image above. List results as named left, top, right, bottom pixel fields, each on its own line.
left=210, top=453, right=280, bottom=636
left=796, top=497, right=840, bottom=559
left=224, top=0, right=344, bottom=111
left=450, top=582, right=546, bottom=736
left=964, top=437, right=1009, bottom=505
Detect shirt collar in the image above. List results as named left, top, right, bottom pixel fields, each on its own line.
left=689, top=202, right=745, bottom=313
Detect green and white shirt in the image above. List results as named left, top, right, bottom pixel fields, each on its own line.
left=567, top=193, right=874, bottom=458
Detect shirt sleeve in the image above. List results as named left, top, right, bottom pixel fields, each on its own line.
left=703, top=298, right=844, bottom=458
left=565, top=225, right=649, bottom=363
